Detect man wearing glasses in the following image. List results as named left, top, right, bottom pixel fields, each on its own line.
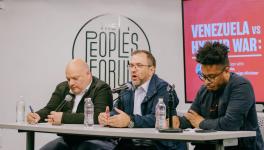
left=80, top=50, right=186, bottom=150
left=172, top=41, right=264, bottom=150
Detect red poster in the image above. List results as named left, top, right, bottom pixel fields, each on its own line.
left=183, top=0, right=264, bottom=103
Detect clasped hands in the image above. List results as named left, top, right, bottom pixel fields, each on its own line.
left=171, top=109, right=204, bottom=128
left=98, top=107, right=131, bottom=128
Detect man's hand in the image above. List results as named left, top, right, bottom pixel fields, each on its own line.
left=168, top=116, right=180, bottom=128
left=27, top=112, right=40, bottom=124
left=98, top=106, right=110, bottom=126
left=184, top=110, right=204, bottom=128
left=46, top=111, right=63, bottom=125
left=108, top=108, right=130, bottom=128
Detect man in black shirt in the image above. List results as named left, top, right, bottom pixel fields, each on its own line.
left=172, top=41, right=264, bottom=150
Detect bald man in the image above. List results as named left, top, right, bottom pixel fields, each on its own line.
left=26, top=58, right=113, bottom=150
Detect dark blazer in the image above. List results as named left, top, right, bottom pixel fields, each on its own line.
left=179, top=73, right=264, bottom=150
left=114, top=74, right=179, bottom=127
left=37, top=76, right=113, bottom=124
left=114, top=74, right=187, bottom=150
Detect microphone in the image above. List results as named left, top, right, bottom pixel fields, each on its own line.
left=55, top=93, right=75, bottom=112
left=113, top=83, right=134, bottom=105
left=111, top=83, right=133, bottom=94
left=167, top=84, right=175, bottom=128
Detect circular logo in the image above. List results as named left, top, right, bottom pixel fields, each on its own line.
left=72, top=14, right=151, bottom=88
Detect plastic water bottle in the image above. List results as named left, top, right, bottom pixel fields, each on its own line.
left=84, top=98, right=94, bottom=127
left=155, top=98, right=166, bottom=129
left=16, top=96, right=25, bottom=123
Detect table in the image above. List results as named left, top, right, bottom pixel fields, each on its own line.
left=0, top=122, right=256, bottom=150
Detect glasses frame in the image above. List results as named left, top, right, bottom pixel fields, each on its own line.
left=127, top=63, right=152, bottom=69
left=198, top=66, right=227, bottom=83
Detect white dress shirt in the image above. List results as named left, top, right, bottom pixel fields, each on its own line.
left=133, top=79, right=150, bottom=116
left=72, top=81, right=92, bottom=113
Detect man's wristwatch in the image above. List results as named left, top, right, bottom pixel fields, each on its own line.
left=128, top=115, right=135, bottom=128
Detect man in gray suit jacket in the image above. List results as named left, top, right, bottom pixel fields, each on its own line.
left=26, top=58, right=113, bottom=150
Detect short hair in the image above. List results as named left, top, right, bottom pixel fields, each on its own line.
left=131, top=50, right=156, bottom=67
left=195, top=41, right=229, bottom=66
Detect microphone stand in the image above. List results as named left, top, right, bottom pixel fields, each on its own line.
left=168, top=89, right=174, bottom=128
left=113, top=91, right=130, bottom=111
left=113, top=83, right=134, bottom=105
left=113, top=87, right=135, bottom=113
left=55, top=93, right=75, bottom=112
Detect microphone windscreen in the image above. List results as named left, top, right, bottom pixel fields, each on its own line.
left=65, top=94, right=73, bottom=102
left=167, top=84, right=175, bottom=92
left=126, top=83, right=135, bottom=91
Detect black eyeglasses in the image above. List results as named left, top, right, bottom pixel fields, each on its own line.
left=198, top=67, right=226, bottom=83
left=127, top=63, right=152, bottom=69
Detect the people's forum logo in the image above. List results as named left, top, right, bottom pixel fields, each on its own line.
left=72, top=14, right=151, bottom=88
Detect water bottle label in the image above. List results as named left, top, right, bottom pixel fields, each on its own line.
left=16, top=112, right=25, bottom=122
left=16, top=100, right=25, bottom=123
left=159, top=116, right=166, bottom=129
left=84, top=100, right=94, bottom=127
left=155, top=100, right=166, bottom=129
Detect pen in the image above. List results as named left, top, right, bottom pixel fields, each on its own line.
left=29, top=105, right=34, bottom=113
left=29, top=105, right=38, bottom=124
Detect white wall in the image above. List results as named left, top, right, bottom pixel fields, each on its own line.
left=0, top=0, right=191, bottom=149
left=1, top=0, right=262, bottom=149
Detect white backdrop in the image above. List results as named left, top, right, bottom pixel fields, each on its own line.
left=2, top=0, right=260, bottom=149
left=0, top=0, right=189, bottom=149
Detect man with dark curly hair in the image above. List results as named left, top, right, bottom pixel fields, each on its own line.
left=172, top=41, right=264, bottom=150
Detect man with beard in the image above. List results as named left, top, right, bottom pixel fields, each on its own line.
left=94, top=50, right=186, bottom=150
